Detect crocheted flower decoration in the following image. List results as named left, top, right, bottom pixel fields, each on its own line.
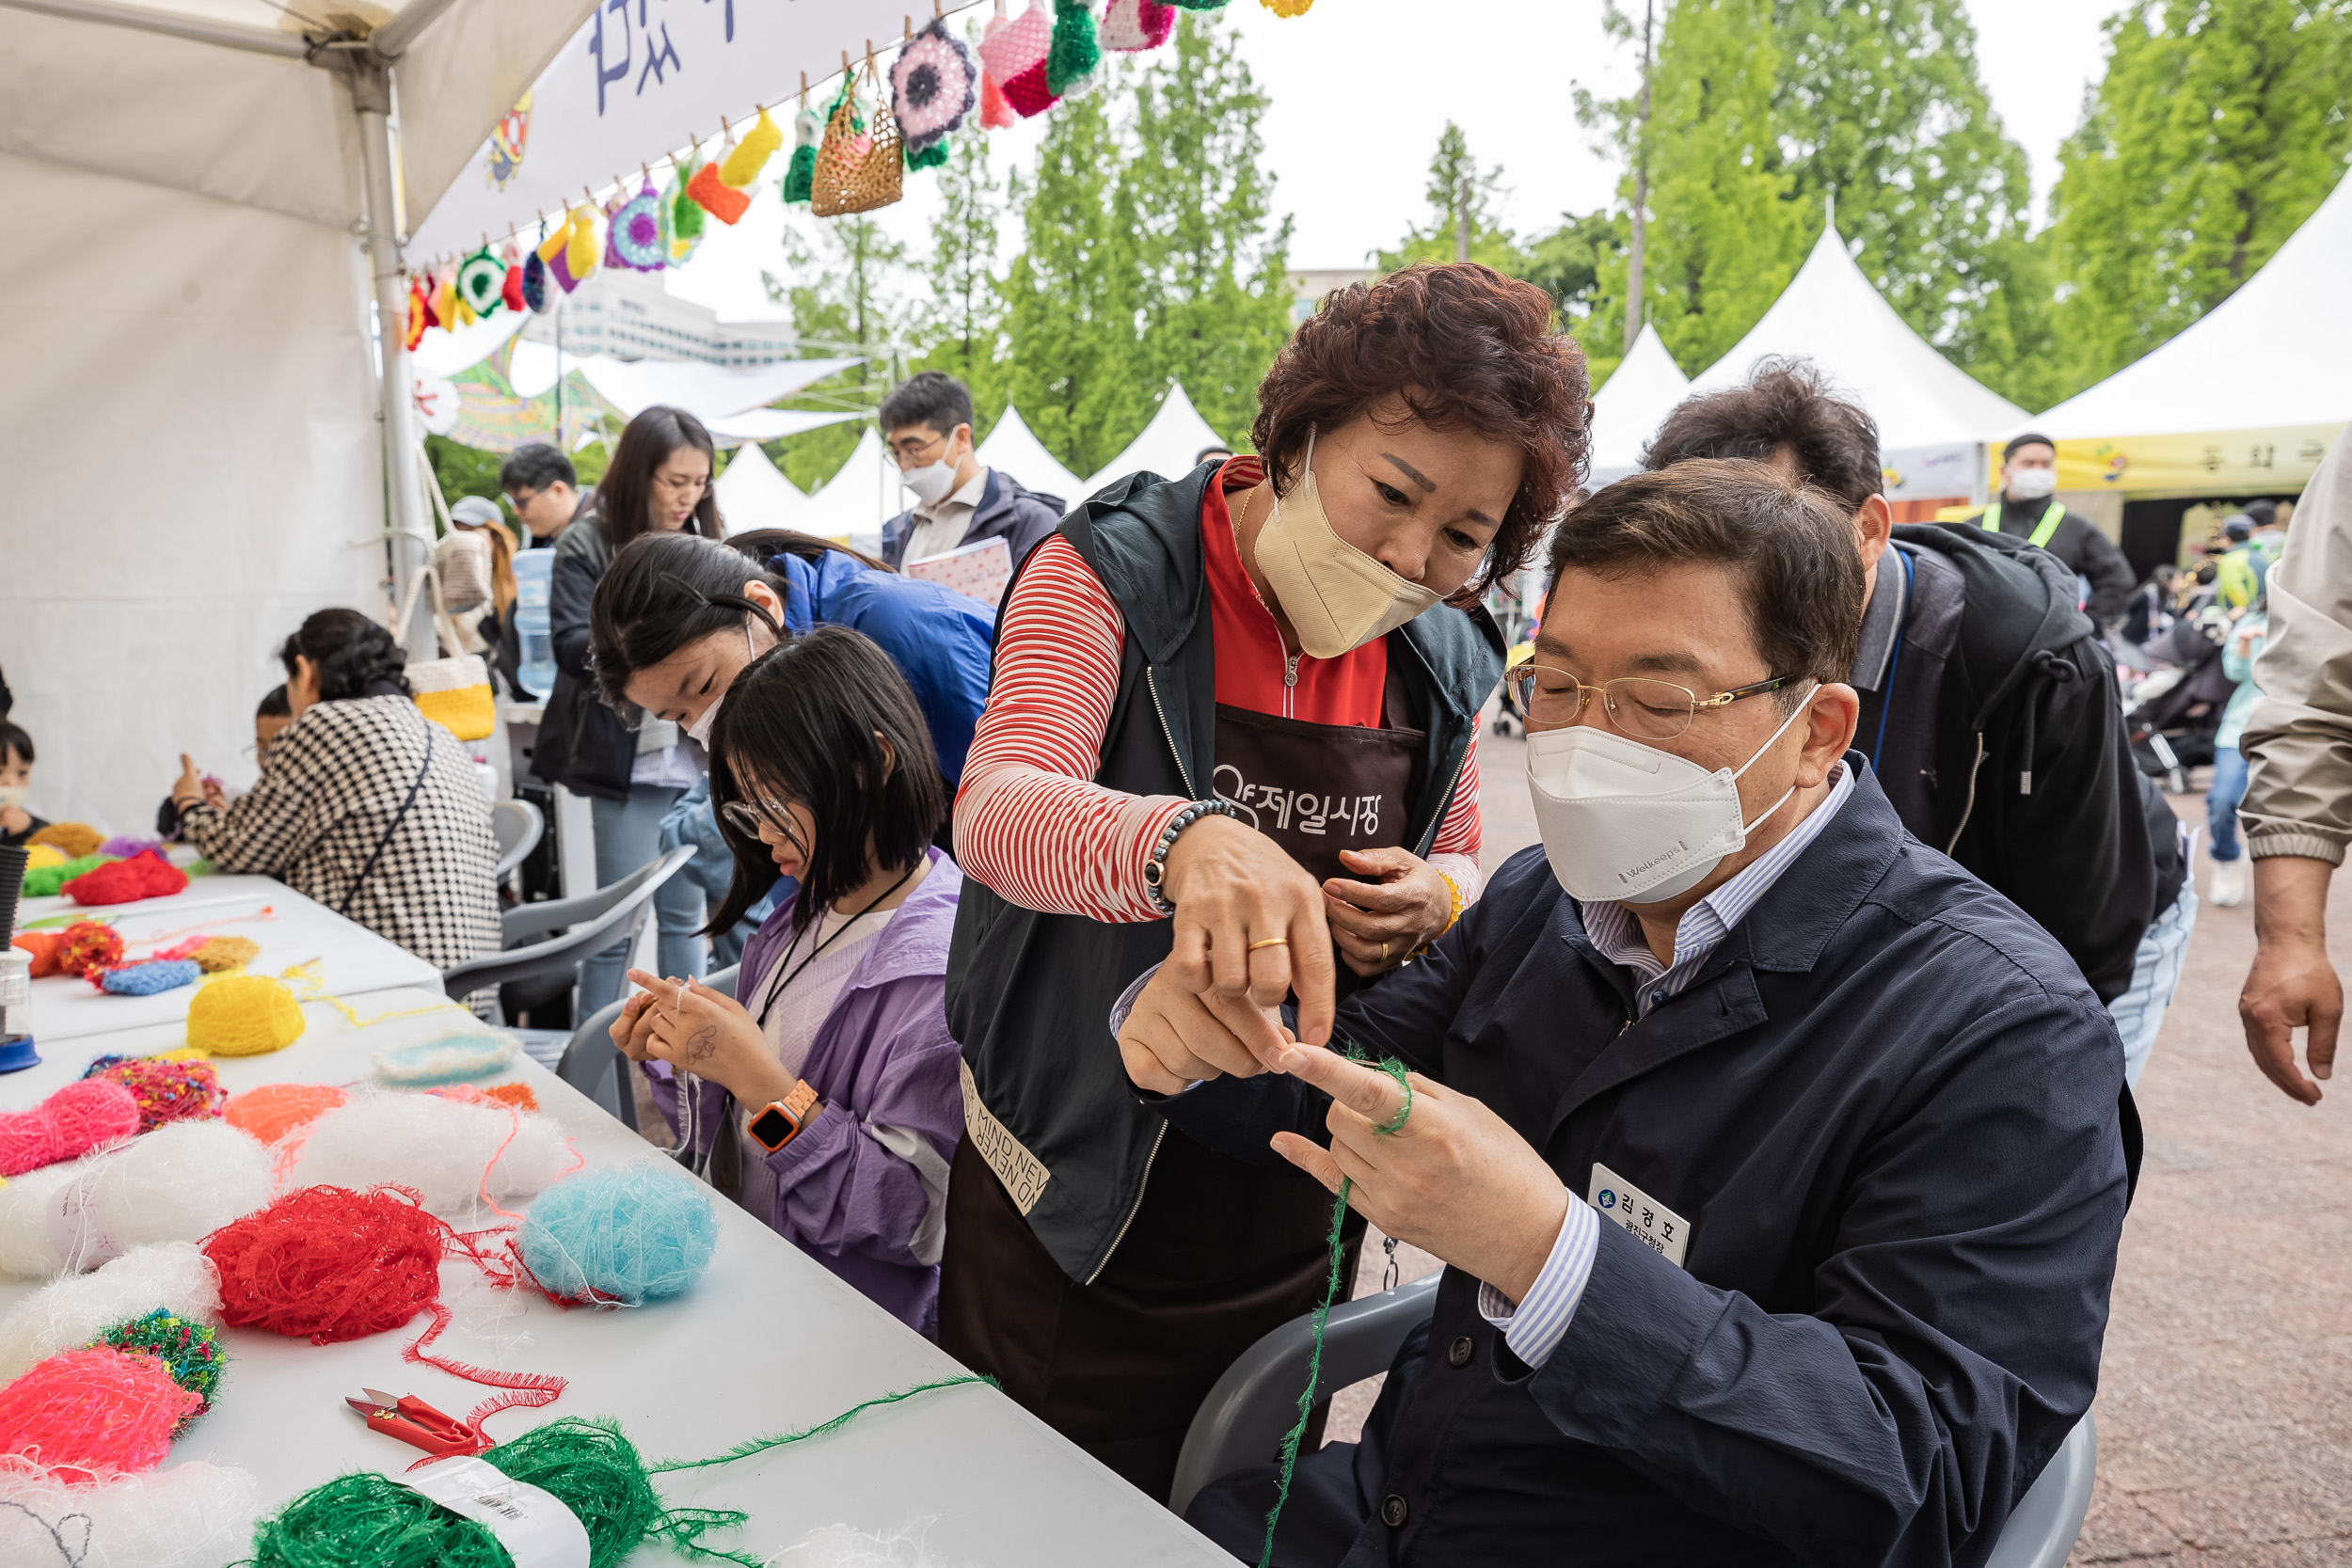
left=891, top=19, right=978, bottom=151
left=610, top=182, right=667, bottom=271
left=456, top=248, right=506, bottom=317
left=1102, top=0, right=1176, bottom=51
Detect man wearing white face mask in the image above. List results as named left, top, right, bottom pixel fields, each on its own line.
left=878, top=372, right=1064, bottom=578
left=1137, top=460, right=2133, bottom=1567
left=1965, top=433, right=2136, bottom=625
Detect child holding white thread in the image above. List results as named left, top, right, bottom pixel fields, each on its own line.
left=613, top=626, right=965, bottom=1335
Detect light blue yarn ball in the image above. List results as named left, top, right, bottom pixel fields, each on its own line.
left=518, top=1165, right=719, bottom=1306
left=101, top=959, right=202, bottom=995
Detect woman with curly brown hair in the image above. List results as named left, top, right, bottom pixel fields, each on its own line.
left=939, top=263, right=1590, bottom=1492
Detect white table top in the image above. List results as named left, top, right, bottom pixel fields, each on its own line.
left=16, top=874, right=443, bottom=1043
left=0, top=989, right=1229, bottom=1565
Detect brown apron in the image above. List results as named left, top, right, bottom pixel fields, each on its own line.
left=939, top=701, right=1423, bottom=1501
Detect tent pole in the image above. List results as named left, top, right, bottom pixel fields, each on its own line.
left=349, top=55, right=437, bottom=661
left=0, top=0, right=310, bottom=57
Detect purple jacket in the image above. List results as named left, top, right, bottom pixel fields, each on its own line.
left=647, top=850, right=964, bottom=1330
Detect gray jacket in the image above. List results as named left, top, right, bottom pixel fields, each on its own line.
left=880, top=467, right=1063, bottom=573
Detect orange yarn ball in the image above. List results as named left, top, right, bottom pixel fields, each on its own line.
left=0, top=1345, right=200, bottom=1482
left=10, top=932, right=63, bottom=979
left=223, top=1084, right=349, bottom=1148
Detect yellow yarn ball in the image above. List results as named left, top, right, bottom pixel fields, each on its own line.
left=23, top=845, right=64, bottom=871
left=186, top=975, right=306, bottom=1057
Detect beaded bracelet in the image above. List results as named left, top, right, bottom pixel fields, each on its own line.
left=1412, top=870, right=1465, bottom=960
left=1142, top=799, right=1243, bottom=916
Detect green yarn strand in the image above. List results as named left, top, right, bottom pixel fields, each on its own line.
left=649, top=1373, right=996, bottom=1475
left=1045, top=0, right=1101, bottom=97
left=1258, top=1050, right=1413, bottom=1568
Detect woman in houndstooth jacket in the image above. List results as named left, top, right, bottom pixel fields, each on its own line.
left=174, top=610, right=501, bottom=972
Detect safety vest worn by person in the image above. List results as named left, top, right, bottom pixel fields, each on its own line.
left=1981, top=499, right=2067, bottom=549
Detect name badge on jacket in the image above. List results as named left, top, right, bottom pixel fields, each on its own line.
left=1590, top=1163, right=1691, bottom=1268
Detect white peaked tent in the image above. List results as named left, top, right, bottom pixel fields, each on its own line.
left=798, top=428, right=902, bottom=547
left=977, top=404, right=1088, bottom=507
left=2032, top=164, right=2343, bottom=486
left=1588, top=325, right=1695, bottom=485
left=1086, top=384, right=1232, bottom=493
left=1690, top=221, right=2026, bottom=502
left=715, top=444, right=811, bottom=537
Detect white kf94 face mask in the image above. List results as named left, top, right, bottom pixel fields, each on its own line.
left=2006, top=466, right=2058, bottom=500
left=1525, top=686, right=1817, bottom=904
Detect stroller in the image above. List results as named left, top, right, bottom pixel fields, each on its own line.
left=2123, top=604, right=2235, bottom=794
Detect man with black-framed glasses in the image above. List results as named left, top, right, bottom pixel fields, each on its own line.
left=877, top=372, right=1063, bottom=581
left=1136, top=459, right=2131, bottom=1567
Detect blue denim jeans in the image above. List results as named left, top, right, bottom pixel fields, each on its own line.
left=580, top=785, right=707, bottom=1017
left=2106, top=884, right=2198, bottom=1090
left=2208, top=746, right=2249, bottom=862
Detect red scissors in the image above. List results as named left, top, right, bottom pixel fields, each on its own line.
left=344, top=1388, right=489, bottom=1459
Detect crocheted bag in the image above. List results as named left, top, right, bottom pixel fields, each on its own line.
left=810, top=60, right=903, bottom=217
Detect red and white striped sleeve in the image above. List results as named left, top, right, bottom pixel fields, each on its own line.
left=1429, top=726, right=1486, bottom=906
left=952, top=535, right=1188, bottom=923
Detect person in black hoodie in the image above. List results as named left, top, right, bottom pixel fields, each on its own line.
left=1645, top=360, right=2191, bottom=1083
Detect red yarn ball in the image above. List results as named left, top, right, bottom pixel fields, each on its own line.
left=0, top=1079, right=139, bottom=1177
left=0, top=1345, right=200, bottom=1482
left=63, top=850, right=188, bottom=908
left=203, top=1185, right=453, bottom=1345
left=54, top=922, right=124, bottom=979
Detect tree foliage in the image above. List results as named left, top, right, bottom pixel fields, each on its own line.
left=2039, top=0, right=2352, bottom=404
left=1373, top=123, right=1527, bottom=275
left=762, top=214, right=913, bottom=491
left=910, top=130, right=1009, bottom=430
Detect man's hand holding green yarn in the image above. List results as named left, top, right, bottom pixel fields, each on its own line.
left=1267, top=1043, right=1569, bottom=1308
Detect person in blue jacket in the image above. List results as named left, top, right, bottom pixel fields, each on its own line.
left=588, top=528, right=993, bottom=843
left=1117, top=460, right=2133, bottom=1567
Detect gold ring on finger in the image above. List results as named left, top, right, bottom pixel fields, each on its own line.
left=1378, top=940, right=1389, bottom=962
left=1248, top=937, right=1290, bottom=953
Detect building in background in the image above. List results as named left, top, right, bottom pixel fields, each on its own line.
left=1287, top=268, right=1375, bottom=325
left=519, top=268, right=803, bottom=367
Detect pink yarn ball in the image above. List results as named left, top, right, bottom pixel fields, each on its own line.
left=0, top=1345, right=200, bottom=1482
left=0, top=1080, right=140, bottom=1177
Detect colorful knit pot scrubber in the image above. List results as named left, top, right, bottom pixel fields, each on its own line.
left=190, top=935, right=259, bottom=974
left=780, top=108, right=822, bottom=203
left=516, top=1166, right=718, bottom=1307
left=80, top=1055, right=224, bottom=1132
left=184, top=974, right=304, bottom=1056
left=55, top=921, right=124, bottom=978
left=222, top=1083, right=346, bottom=1148
left=0, top=1242, right=223, bottom=1387
left=99, top=959, right=201, bottom=996
left=0, top=1079, right=138, bottom=1178
left=0, top=1345, right=202, bottom=1482
left=0, top=1451, right=260, bottom=1568
left=718, top=106, right=785, bottom=187
left=687, top=160, right=752, bottom=224
left=88, top=1310, right=222, bottom=1432
left=25, top=823, right=102, bottom=859
left=979, top=0, right=1059, bottom=118
left=244, top=1379, right=993, bottom=1568
left=1045, top=0, right=1101, bottom=97
left=66, top=850, right=187, bottom=907
left=976, top=9, right=1019, bottom=129
left=24, top=855, right=111, bottom=899
left=892, top=19, right=978, bottom=153
left=1102, top=0, right=1176, bottom=50
left=372, top=1028, right=518, bottom=1085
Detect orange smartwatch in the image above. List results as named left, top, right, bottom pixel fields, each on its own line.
left=747, top=1081, right=821, bottom=1152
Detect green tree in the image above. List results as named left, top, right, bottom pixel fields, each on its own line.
left=1520, top=210, right=1628, bottom=331
left=909, top=130, right=1009, bottom=432
left=763, top=214, right=912, bottom=491
left=1375, top=124, right=1526, bottom=275
left=2041, top=0, right=2352, bottom=403
left=1127, top=16, right=1295, bottom=449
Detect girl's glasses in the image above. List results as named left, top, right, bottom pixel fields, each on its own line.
left=720, top=799, right=799, bottom=838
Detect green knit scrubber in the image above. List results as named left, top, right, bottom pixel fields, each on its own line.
left=1046, top=0, right=1101, bottom=97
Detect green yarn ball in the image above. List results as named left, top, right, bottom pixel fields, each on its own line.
left=24, top=853, right=111, bottom=897
left=87, top=1309, right=224, bottom=1432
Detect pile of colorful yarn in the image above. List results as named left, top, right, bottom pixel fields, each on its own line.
left=0, top=1119, right=271, bottom=1278
left=12, top=918, right=125, bottom=976
left=90, top=1309, right=222, bottom=1432
left=66, top=849, right=189, bottom=907
left=21, top=851, right=109, bottom=898
left=24, top=821, right=103, bottom=859
left=0, top=1077, right=138, bottom=1177
left=82, top=1053, right=226, bottom=1132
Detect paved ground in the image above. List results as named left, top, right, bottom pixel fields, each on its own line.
left=1329, top=760, right=2352, bottom=1568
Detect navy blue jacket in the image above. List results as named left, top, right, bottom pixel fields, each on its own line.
left=880, top=467, right=1064, bottom=573
left=1175, top=760, right=2131, bottom=1568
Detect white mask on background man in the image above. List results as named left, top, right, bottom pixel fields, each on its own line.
left=1252, top=429, right=1441, bottom=659
left=2007, top=467, right=2058, bottom=501
left=901, top=451, right=960, bottom=508
left=1525, top=686, right=1817, bottom=904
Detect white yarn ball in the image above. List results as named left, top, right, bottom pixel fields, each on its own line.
left=0, top=1124, right=270, bottom=1279
left=287, top=1091, right=571, bottom=1213
left=0, top=1454, right=260, bottom=1568
left=0, top=1242, right=223, bottom=1386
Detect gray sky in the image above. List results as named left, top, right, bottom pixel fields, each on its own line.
left=667, top=0, right=2123, bottom=324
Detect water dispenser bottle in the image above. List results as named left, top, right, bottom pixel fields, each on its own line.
left=512, top=549, right=557, bottom=701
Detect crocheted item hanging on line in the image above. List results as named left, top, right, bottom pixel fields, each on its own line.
left=892, top=19, right=978, bottom=152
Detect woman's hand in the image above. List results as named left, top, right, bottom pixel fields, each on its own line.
left=1160, top=815, right=1338, bottom=1048
left=1118, top=961, right=1294, bottom=1097
left=1324, top=848, right=1455, bottom=976
left=609, top=990, right=662, bottom=1062
left=622, top=969, right=798, bottom=1109
left=171, top=753, right=206, bottom=811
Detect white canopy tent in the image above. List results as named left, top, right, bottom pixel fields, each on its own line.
left=2012, top=168, right=2351, bottom=497
left=977, top=404, right=1087, bottom=506
left=797, top=427, right=902, bottom=548
left=1085, top=383, right=1232, bottom=493
left=714, top=442, right=812, bottom=535
left=0, top=0, right=930, bottom=834
left=1688, top=219, right=2026, bottom=504
left=1587, top=325, right=1693, bottom=486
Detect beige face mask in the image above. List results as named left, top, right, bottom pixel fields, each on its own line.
left=1251, top=430, right=1442, bottom=659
